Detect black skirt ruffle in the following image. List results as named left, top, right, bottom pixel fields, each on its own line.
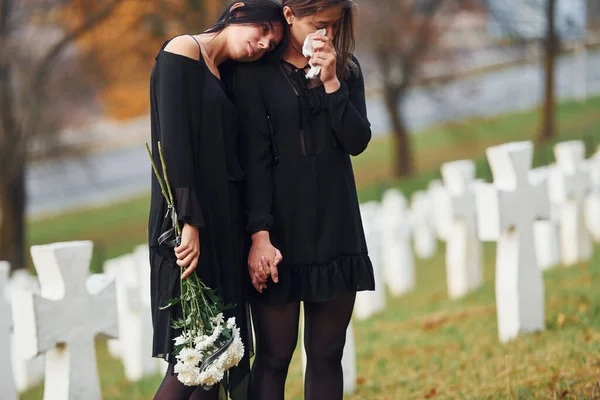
left=252, top=252, right=375, bottom=305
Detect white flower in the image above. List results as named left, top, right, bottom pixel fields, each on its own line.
left=173, top=335, right=189, bottom=346
left=194, top=334, right=211, bottom=351
left=226, top=317, right=236, bottom=330
left=217, top=326, right=245, bottom=370
left=176, top=347, right=204, bottom=367
left=174, top=362, right=201, bottom=386
left=205, top=324, right=223, bottom=349
left=212, top=313, right=224, bottom=326
left=198, top=363, right=224, bottom=387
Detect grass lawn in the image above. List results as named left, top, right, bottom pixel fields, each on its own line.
left=20, top=95, right=600, bottom=399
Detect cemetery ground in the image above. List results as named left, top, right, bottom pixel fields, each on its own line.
left=21, top=95, right=600, bottom=399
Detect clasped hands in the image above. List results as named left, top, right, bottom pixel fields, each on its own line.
left=248, top=231, right=283, bottom=294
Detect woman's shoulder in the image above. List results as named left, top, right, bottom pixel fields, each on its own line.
left=158, top=35, right=203, bottom=65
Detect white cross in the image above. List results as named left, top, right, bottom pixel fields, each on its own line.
left=553, top=140, right=592, bottom=265
left=441, top=160, right=483, bottom=299
left=9, top=269, right=45, bottom=392
left=410, top=190, right=437, bottom=260
left=12, top=241, right=119, bottom=400
left=585, top=154, right=600, bottom=242
left=354, top=201, right=386, bottom=320
left=530, top=166, right=561, bottom=270
left=476, top=141, right=548, bottom=342
left=427, top=179, right=453, bottom=241
left=380, top=190, right=415, bottom=298
left=105, top=247, right=167, bottom=380
left=0, top=262, right=17, bottom=400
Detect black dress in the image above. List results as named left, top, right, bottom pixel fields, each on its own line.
left=233, top=57, right=376, bottom=305
left=148, top=41, right=250, bottom=398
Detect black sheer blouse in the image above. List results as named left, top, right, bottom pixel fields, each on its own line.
left=234, top=56, right=376, bottom=305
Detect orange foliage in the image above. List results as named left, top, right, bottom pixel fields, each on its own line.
left=62, top=0, right=225, bottom=120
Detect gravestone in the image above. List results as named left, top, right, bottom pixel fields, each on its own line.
left=12, top=241, right=119, bottom=400
left=553, top=141, right=592, bottom=265
left=441, top=160, right=483, bottom=299
left=530, top=166, right=561, bottom=270
left=9, top=269, right=45, bottom=392
left=104, top=248, right=163, bottom=381
left=354, top=202, right=386, bottom=320
left=411, top=190, right=437, bottom=259
left=380, top=190, right=415, bottom=297
left=132, top=246, right=168, bottom=375
left=476, top=142, right=548, bottom=342
left=0, top=262, right=17, bottom=400
left=300, top=315, right=356, bottom=395
left=428, top=179, right=453, bottom=241
left=585, top=154, right=600, bottom=242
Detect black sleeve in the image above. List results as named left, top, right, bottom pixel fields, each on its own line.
left=155, top=53, right=204, bottom=227
left=234, top=64, right=274, bottom=235
left=326, top=56, right=372, bottom=156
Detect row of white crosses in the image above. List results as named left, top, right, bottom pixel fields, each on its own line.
left=354, top=140, right=598, bottom=343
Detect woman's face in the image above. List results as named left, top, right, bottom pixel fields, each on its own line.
left=227, top=22, right=285, bottom=62
left=285, top=5, right=344, bottom=47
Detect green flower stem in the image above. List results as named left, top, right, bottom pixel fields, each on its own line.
left=145, top=143, right=170, bottom=208
left=157, top=142, right=180, bottom=237
left=145, top=141, right=225, bottom=348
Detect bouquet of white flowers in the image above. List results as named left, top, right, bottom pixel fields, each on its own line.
left=146, top=142, right=245, bottom=388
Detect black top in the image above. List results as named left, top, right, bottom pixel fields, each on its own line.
left=234, top=57, right=375, bottom=305
left=148, top=40, right=250, bottom=398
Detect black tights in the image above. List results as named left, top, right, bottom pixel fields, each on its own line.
left=154, top=363, right=220, bottom=400
left=249, top=292, right=356, bottom=400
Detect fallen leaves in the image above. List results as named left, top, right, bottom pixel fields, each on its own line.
left=424, top=387, right=437, bottom=398
left=421, top=315, right=448, bottom=331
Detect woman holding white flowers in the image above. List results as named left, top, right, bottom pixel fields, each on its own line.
left=148, top=2, right=284, bottom=399
left=234, top=0, right=374, bottom=399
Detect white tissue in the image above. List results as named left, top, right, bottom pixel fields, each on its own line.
left=302, top=29, right=327, bottom=80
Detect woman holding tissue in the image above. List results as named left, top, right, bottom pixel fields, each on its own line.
left=233, top=1, right=374, bottom=399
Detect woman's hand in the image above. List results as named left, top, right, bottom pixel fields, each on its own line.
left=248, top=231, right=283, bottom=292
left=174, top=223, right=200, bottom=279
left=250, top=256, right=269, bottom=294
left=310, top=35, right=340, bottom=93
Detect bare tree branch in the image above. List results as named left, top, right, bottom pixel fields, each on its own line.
left=32, top=0, right=123, bottom=90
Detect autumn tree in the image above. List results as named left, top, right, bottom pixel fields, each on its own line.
left=73, top=0, right=229, bottom=120
left=0, top=0, right=232, bottom=271
left=0, top=0, right=127, bottom=270
left=357, top=0, right=451, bottom=177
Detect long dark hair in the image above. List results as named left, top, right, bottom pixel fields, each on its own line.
left=206, top=0, right=286, bottom=38
left=282, top=0, right=357, bottom=78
